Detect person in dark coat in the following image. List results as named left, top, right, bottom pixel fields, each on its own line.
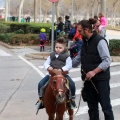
left=72, top=19, right=114, bottom=120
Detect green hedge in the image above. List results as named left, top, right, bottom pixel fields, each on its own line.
left=109, top=39, right=120, bottom=56
left=9, top=34, right=40, bottom=45
left=0, top=33, right=16, bottom=43
left=3, top=22, right=51, bottom=34
left=0, top=23, right=10, bottom=33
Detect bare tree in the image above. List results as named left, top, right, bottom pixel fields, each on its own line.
left=100, top=0, right=106, bottom=15
left=18, top=0, right=25, bottom=22
left=34, top=0, right=37, bottom=22
left=55, top=1, right=60, bottom=22
left=112, top=0, right=119, bottom=27
left=5, top=0, right=8, bottom=21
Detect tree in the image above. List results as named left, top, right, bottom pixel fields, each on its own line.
left=5, top=0, right=8, bottom=21
left=18, top=0, right=25, bottom=22
left=100, top=0, right=106, bottom=15
left=55, top=1, right=60, bottom=22
left=112, top=0, right=119, bottom=27
left=34, top=0, right=37, bottom=22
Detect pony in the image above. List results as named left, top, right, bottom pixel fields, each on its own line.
left=43, top=69, right=74, bottom=120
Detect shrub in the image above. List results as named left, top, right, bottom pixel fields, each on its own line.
left=0, top=33, right=16, bottom=43
left=9, top=34, right=39, bottom=45
left=109, top=39, right=120, bottom=56
left=14, top=29, right=24, bottom=34
left=0, top=23, right=10, bottom=33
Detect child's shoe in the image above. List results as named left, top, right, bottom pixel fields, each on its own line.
left=35, top=99, right=44, bottom=109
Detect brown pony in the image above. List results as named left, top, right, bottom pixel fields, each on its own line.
left=43, top=69, right=74, bottom=120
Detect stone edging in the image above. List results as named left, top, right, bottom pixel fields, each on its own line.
left=25, top=52, right=50, bottom=60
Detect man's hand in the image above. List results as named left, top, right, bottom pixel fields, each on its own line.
left=85, top=71, right=96, bottom=80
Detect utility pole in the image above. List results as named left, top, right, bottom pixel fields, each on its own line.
left=5, top=0, right=8, bottom=21
left=34, top=0, right=37, bottom=23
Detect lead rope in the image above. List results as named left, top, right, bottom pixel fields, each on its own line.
left=81, top=69, right=99, bottom=94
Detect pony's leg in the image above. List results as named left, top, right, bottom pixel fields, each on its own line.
left=68, top=108, right=74, bottom=120
left=48, top=114, right=55, bottom=120
left=55, top=113, right=64, bottom=120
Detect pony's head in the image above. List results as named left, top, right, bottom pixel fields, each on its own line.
left=49, top=69, right=68, bottom=103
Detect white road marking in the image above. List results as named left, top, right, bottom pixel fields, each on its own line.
left=38, top=66, right=44, bottom=69
left=111, top=62, right=120, bottom=66
left=0, top=49, right=12, bottom=56
left=111, top=71, right=120, bottom=76
left=38, top=62, right=120, bottom=72
left=18, top=55, right=45, bottom=77
left=75, top=82, right=120, bottom=95
left=65, top=98, right=120, bottom=118
left=72, top=77, right=82, bottom=82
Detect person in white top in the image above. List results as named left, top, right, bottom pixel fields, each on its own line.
left=36, top=37, right=76, bottom=110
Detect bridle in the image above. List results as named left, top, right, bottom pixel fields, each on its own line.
left=49, top=75, right=67, bottom=112
left=50, top=75, right=67, bottom=94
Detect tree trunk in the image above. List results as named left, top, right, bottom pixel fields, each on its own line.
left=18, top=0, right=25, bottom=22
left=100, top=0, right=106, bottom=15
left=34, top=0, right=37, bottom=23
left=55, top=2, right=59, bottom=23
left=96, top=0, right=101, bottom=15
left=5, top=0, right=8, bottom=21
left=91, top=0, right=96, bottom=17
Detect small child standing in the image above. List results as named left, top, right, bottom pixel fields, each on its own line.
left=39, top=28, right=47, bottom=51
left=98, top=13, right=107, bottom=37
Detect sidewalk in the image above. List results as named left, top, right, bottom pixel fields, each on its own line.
left=0, top=41, right=120, bottom=62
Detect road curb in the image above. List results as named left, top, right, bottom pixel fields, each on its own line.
left=111, top=56, right=120, bottom=62
left=0, top=41, right=28, bottom=49
left=25, top=52, right=50, bottom=60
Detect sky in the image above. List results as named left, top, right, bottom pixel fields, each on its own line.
left=0, top=0, right=5, bottom=8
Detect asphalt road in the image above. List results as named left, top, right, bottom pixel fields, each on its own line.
left=0, top=44, right=120, bottom=120
left=0, top=29, right=120, bottom=120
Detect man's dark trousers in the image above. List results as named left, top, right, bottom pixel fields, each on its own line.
left=84, top=80, right=114, bottom=120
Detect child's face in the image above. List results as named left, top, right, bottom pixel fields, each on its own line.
left=55, top=43, right=65, bottom=54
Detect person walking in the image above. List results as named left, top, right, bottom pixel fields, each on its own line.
left=72, top=19, right=114, bottom=120
left=64, top=15, right=71, bottom=34
left=56, top=17, right=64, bottom=35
